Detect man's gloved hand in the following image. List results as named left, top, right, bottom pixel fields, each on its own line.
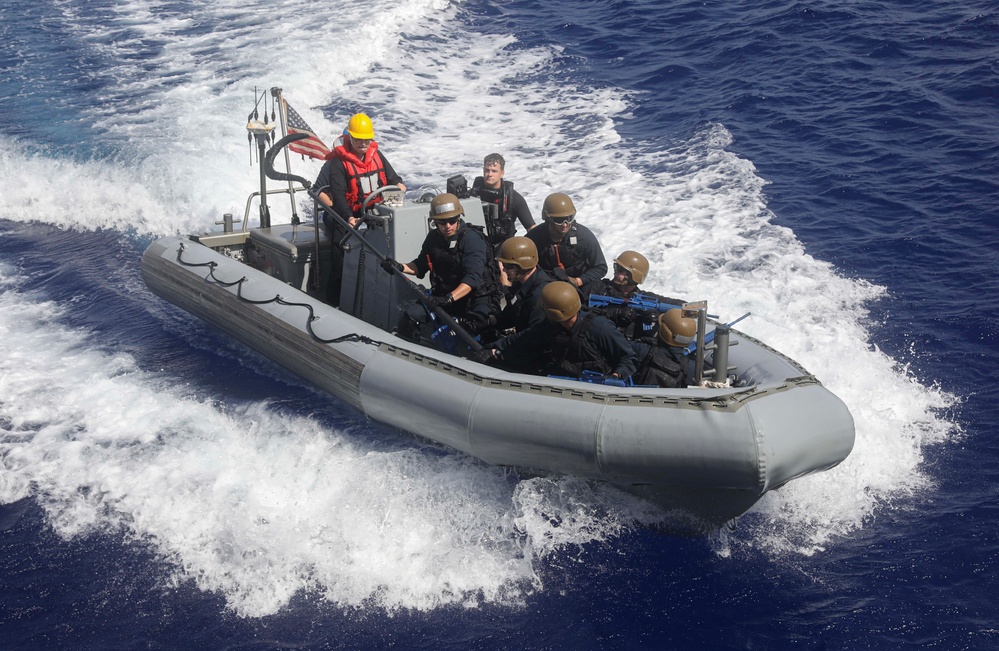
left=603, top=305, right=636, bottom=324
left=551, top=267, right=571, bottom=283
left=380, top=257, right=404, bottom=274
left=463, top=312, right=496, bottom=333
left=424, top=294, right=454, bottom=310
left=472, top=347, right=498, bottom=364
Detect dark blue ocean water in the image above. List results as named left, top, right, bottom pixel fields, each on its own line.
left=2, top=0, right=998, bottom=649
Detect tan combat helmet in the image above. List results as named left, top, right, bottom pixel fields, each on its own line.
left=613, top=250, right=649, bottom=284
left=541, top=192, right=576, bottom=221
left=429, top=193, right=464, bottom=220
left=541, top=281, right=582, bottom=322
left=658, top=308, right=697, bottom=347
left=496, top=237, right=539, bottom=270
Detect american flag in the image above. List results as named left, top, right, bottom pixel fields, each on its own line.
left=285, top=101, right=331, bottom=160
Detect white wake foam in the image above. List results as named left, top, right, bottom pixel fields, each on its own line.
left=0, top=263, right=658, bottom=617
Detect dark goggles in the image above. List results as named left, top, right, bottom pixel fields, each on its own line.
left=548, top=215, right=575, bottom=225
left=434, top=216, right=461, bottom=226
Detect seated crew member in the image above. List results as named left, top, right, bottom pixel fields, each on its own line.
left=492, top=236, right=552, bottom=337
left=631, top=309, right=696, bottom=388
left=586, top=250, right=687, bottom=339
left=484, top=281, right=638, bottom=380
left=382, top=193, right=499, bottom=343
left=314, top=112, right=405, bottom=306
left=470, top=153, right=536, bottom=248
left=526, top=193, right=607, bottom=294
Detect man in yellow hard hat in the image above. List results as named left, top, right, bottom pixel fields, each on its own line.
left=314, top=112, right=405, bottom=306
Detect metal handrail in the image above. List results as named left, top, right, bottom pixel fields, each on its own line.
left=240, top=184, right=311, bottom=232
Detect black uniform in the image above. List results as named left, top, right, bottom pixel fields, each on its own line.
left=494, top=268, right=553, bottom=335
left=631, top=337, right=689, bottom=388
left=526, top=223, right=607, bottom=290
left=411, top=221, right=498, bottom=316
left=495, top=309, right=639, bottom=379
left=470, top=178, right=536, bottom=246
left=400, top=222, right=501, bottom=345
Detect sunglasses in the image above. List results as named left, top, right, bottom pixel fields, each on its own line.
left=501, top=263, right=520, bottom=273
left=549, top=215, right=574, bottom=225
left=435, top=216, right=461, bottom=226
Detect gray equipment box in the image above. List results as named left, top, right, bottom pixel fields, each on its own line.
left=246, top=223, right=331, bottom=296
left=340, top=197, right=489, bottom=331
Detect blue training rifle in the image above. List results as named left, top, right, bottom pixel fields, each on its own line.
left=547, top=370, right=649, bottom=388
left=588, top=293, right=719, bottom=318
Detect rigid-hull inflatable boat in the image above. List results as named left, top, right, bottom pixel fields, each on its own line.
left=140, top=130, right=854, bottom=529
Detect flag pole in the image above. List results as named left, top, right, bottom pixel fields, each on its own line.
left=272, top=88, right=323, bottom=293
left=271, top=87, right=301, bottom=223
left=246, top=93, right=274, bottom=229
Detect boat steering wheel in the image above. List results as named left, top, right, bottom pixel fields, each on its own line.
left=360, top=185, right=404, bottom=217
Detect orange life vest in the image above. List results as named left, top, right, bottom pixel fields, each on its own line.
left=331, top=140, right=389, bottom=215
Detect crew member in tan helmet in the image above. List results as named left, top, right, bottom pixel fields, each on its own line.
left=482, top=281, right=637, bottom=379
left=491, top=236, right=552, bottom=336
left=525, top=192, right=607, bottom=292
left=381, top=193, right=500, bottom=342
left=589, top=250, right=683, bottom=303
left=630, top=308, right=695, bottom=388
left=585, top=250, right=686, bottom=339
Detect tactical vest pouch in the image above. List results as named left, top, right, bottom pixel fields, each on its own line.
left=644, top=347, right=685, bottom=388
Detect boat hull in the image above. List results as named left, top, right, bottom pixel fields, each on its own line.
left=142, top=235, right=855, bottom=528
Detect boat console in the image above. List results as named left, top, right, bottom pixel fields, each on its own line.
left=245, top=223, right=332, bottom=294
left=338, top=192, right=489, bottom=332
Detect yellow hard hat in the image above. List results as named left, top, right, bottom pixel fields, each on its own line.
left=347, top=113, right=375, bottom=140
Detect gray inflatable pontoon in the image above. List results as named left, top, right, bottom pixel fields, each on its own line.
left=140, top=131, right=854, bottom=530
